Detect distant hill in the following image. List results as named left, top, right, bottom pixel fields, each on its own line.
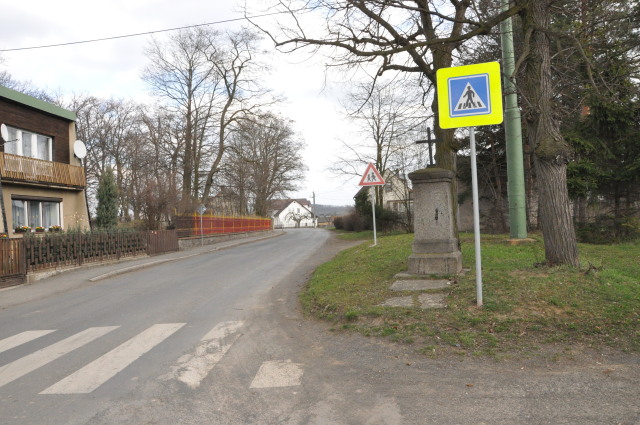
left=314, top=204, right=353, bottom=217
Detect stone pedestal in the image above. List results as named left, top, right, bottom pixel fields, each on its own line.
left=407, top=168, right=462, bottom=275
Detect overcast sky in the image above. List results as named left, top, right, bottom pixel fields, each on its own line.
left=0, top=0, right=364, bottom=206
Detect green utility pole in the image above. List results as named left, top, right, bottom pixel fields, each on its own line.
left=500, top=0, right=528, bottom=239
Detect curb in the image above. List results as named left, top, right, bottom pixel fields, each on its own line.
left=88, top=231, right=283, bottom=282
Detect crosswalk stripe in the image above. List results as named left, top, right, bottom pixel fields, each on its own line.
left=161, top=320, right=243, bottom=389
left=0, top=327, right=118, bottom=388
left=0, top=330, right=56, bottom=354
left=41, top=323, right=185, bottom=394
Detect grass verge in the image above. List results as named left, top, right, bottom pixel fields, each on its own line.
left=301, top=232, right=640, bottom=357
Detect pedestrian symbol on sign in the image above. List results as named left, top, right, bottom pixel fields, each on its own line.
left=448, top=74, right=491, bottom=118
left=455, top=83, right=487, bottom=111
left=358, top=163, right=385, bottom=186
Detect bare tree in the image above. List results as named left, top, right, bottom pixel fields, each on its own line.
left=223, top=112, right=306, bottom=216
left=0, top=71, right=58, bottom=103
left=247, top=1, right=521, bottom=170
left=285, top=210, right=312, bottom=228
left=247, top=0, right=522, bottom=248
left=142, top=27, right=221, bottom=212
left=68, top=96, right=144, bottom=218
left=332, top=76, right=426, bottom=207
left=68, top=95, right=165, bottom=227
left=249, top=1, right=588, bottom=266
left=139, top=107, right=183, bottom=226
left=142, top=27, right=273, bottom=212
left=200, top=28, right=274, bottom=204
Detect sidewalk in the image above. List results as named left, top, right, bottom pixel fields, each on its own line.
left=0, top=231, right=283, bottom=309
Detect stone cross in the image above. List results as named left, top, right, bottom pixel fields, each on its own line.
left=415, top=127, right=440, bottom=167
left=407, top=168, right=462, bottom=275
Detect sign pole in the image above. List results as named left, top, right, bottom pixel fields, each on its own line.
left=469, top=127, right=483, bottom=306
left=437, top=62, right=502, bottom=307
left=197, top=204, right=206, bottom=247
left=358, top=162, right=385, bottom=248
left=371, top=187, right=378, bottom=247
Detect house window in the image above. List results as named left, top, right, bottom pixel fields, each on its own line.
left=3, top=125, right=52, bottom=161
left=12, top=198, right=61, bottom=230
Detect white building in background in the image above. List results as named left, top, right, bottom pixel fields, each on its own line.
left=268, top=199, right=316, bottom=228
left=383, top=171, right=413, bottom=217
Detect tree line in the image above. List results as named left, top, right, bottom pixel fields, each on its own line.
left=2, top=27, right=306, bottom=229
left=3, top=1, right=638, bottom=266
left=246, top=0, right=639, bottom=266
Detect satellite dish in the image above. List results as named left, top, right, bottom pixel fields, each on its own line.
left=0, top=124, right=8, bottom=142
left=73, top=140, right=87, bottom=159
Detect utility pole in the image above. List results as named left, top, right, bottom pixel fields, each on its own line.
left=500, top=0, right=528, bottom=239
left=312, top=191, right=316, bottom=227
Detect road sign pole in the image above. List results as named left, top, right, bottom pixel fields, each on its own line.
left=437, top=62, right=502, bottom=307
left=197, top=204, right=206, bottom=247
left=358, top=162, right=385, bottom=248
left=469, top=127, right=483, bottom=306
left=371, top=187, right=378, bottom=247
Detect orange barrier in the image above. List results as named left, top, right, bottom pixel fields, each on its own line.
left=175, top=214, right=272, bottom=237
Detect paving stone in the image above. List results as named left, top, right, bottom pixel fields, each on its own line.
left=379, top=296, right=414, bottom=308
left=390, top=279, right=450, bottom=291
left=418, top=293, right=447, bottom=309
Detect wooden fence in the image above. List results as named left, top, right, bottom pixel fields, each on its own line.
left=175, top=214, right=272, bottom=238
left=0, top=230, right=179, bottom=287
left=148, top=230, right=180, bottom=255
left=0, top=239, right=26, bottom=288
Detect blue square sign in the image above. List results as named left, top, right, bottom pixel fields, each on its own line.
left=437, top=62, right=503, bottom=128
left=448, top=73, right=491, bottom=118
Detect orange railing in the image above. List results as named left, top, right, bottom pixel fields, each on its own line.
left=0, top=152, right=85, bottom=188
left=175, top=214, right=272, bottom=238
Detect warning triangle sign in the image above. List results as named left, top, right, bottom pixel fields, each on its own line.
left=359, top=163, right=386, bottom=186
left=453, top=82, right=487, bottom=112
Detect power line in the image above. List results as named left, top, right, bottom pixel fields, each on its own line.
left=0, top=11, right=287, bottom=53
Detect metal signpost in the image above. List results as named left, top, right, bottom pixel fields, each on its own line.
left=358, top=163, right=385, bottom=247
left=436, top=62, right=504, bottom=306
left=197, top=204, right=206, bottom=246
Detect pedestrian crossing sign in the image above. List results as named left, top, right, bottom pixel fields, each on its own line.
left=437, top=62, right=503, bottom=129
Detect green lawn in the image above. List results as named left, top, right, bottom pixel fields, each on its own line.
left=301, top=232, right=640, bottom=357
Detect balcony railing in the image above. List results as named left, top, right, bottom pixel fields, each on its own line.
left=0, top=152, right=86, bottom=189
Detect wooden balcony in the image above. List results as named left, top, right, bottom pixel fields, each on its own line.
left=0, top=152, right=86, bottom=189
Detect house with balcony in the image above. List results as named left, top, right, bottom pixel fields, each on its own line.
left=0, top=85, right=90, bottom=236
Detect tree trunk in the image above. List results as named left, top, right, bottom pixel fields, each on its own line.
left=521, top=0, right=579, bottom=266
left=535, top=158, right=578, bottom=265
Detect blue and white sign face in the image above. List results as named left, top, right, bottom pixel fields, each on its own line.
left=448, top=73, right=491, bottom=118
left=437, top=62, right=503, bottom=128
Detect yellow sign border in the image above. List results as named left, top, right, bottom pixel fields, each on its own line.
left=436, top=62, right=503, bottom=129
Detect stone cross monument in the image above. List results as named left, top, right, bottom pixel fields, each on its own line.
left=407, top=168, right=462, bottom=275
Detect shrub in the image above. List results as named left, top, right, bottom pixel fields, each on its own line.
left=333, top=213, right=366, bottom=232
left=576, top=214, right=640, bottom=244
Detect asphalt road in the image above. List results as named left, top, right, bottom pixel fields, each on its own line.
left=1, top=229, right=638, bottom=425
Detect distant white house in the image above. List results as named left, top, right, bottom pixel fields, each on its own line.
left=268, top=199, right=317, bottom=228
left=383, top=170, right=413, bottom=218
